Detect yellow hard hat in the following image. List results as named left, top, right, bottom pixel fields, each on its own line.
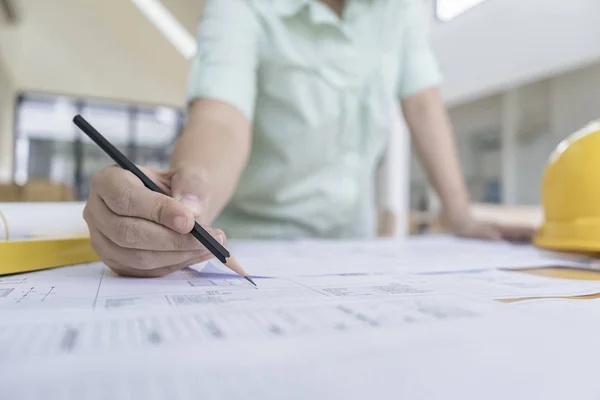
left=534, top=120, right=600, bottom=252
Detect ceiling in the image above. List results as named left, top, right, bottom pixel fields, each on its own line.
left=0, top=0, right=205, bottom=107
left=3, top=0, right=598, bottom=115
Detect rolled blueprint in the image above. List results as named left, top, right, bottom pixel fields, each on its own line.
left=0, top=202, right=89, bottom=241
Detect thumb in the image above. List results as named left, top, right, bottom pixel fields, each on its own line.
left=170, top=165, right=210, bottom=219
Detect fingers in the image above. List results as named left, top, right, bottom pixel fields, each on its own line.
left=85, top=165, right=227, bottom=278
left=107, top=262, right=194, bottom=278
left=89, top=228, right=215, bottom=277
left=139, top=166, right=172, bottom=194
left=86, top=194, right=226, bottom=251
left=91, top=166, right=195, bottom=234
left=170, top=165, right=210, bottom=219
left=460, top=226, right=502, bottom=241
left=497, top=225, right=536, bottom=243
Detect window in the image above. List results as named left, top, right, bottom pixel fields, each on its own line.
left=436, top=0, right=487, bottom=22
left=14, top=93, right=184, bottom=200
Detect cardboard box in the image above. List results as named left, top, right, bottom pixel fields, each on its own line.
left=21, top=180, right=75, bottom=202
left=0, top=181, right=75, bottom=202
left=0, top=184, right=22, bottom=202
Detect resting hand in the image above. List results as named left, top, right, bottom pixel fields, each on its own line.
left=447, top=214, right=536, bottom=242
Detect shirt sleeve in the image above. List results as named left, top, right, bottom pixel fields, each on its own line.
left=186, top=0, right=261, bottom=120
left=396, top=0, right=444, bottom=98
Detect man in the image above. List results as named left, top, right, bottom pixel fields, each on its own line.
left=83, top=0, right=533, bottom=277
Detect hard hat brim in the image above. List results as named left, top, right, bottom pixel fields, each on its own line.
left=534, top=219, right=600, bottom=253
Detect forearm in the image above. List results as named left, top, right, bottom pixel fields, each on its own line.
left=170, top=99, right=251, bottom=224
left=401, top=87, right=470, bottom=224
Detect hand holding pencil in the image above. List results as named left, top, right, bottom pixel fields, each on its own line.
left=76, top=116, right=254, bottom=285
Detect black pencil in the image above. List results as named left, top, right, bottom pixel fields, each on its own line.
left=73, top=114, right=256, bottom=287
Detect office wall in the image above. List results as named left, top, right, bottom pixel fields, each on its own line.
left=0, top=62, right=15, bottom=182
left=550, top=62, right=600, bottom=139
left=0, top=0, right=200, bottom=107
left=0, top=0, right=204, bottom=183
left=514, top=132, right=555, bottom=205
left=433, top=0, right=600, bottom=106
left=410, top=61, right=600, bottom=208
left=516, top=62, right=600, bottom=205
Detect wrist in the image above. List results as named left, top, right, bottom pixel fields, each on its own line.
left=169, top=159, right=204, bottom=172
left=433, top=183, right=471, bottom=227
left=441, top=202, right=472, bottom=229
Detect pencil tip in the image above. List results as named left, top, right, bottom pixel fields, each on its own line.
left=224, top=256, right=255, bottom=286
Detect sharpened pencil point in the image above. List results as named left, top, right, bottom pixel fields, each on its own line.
left=244, top=276, right=257, bottom=287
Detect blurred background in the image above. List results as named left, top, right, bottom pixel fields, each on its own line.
left=0, top=0, right=598, bottom=233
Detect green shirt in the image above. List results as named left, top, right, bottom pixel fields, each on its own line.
left=187, top=0, right=443, bottom=239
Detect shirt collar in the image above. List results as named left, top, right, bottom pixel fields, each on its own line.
left=275, top=0, right=311, bottom=17
left=275, top=0, right=375, bottom=18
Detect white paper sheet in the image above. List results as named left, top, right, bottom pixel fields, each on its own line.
left=511, top=297, right=600, bottom=317
left=2, top=293, right=600, bottom=399
left=229, top=235, right=588, bottom=275
left=0, top=236, right=591, bottom=312
left=2, top=236, right=600, bottom=399
left=0, top=261, right=437, bottom=311
left=422, top=268, right=600, bottom=299
left=0, top=294, right=508, bottom=361
left=0, top=202, right=89, bottom=241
